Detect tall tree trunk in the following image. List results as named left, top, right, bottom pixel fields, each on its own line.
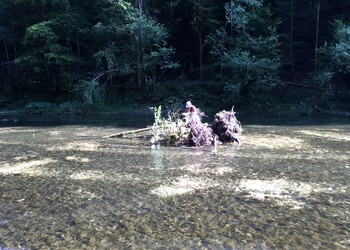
left=314, top=0, right=320, bottom=73
left=136, top=49, right=142, bottom=88
left=135, top=0, right=144, bottom=89
left=290, top=0, right=294, bottom=81
left=3, top=40, right=9, bottom=59
left=136, top=0, right=143, bottom=14
left=193, top=0, right=204, bottom=80
left=136, top=19, right=143, bottom=88
left=199, top=29, right=203, bottom=80
left=77, top=31, right=80, bottom=55
left=11, top=21, right=17, bottom=58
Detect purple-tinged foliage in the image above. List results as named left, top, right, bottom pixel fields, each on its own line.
left=211, top=109, right=242, bottom=145
left=151, top=105, right=242, bottom=147
left=187, top=112, right=213, bottom=146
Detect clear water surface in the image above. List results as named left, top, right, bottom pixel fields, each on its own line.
left=0, top=113, right=349, bottom=249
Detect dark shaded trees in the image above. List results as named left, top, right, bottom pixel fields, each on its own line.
left=146, top=0, right=226, bottom=78
left=1, top=0, right=93, bottom=95
left=206, top=0, right=281, bottom=102
left=92, top=0, right=178, bottom=99
left=0, top=0, right=349, bottom=108
left=315, top=19, right=350, bottom=100
left=274, top=0, right=350, bottom=82
left=1, top=0, right=177, bottom=101
left=15, top=20, right=75, bottom=91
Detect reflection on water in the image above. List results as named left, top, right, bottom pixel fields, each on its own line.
left=0, top=115, right=349, bottom=249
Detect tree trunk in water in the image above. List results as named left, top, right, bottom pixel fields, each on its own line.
left=104, top=127, right=152, bottom=138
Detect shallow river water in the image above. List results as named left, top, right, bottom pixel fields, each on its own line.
left=0, top=114, right=349, bottom=249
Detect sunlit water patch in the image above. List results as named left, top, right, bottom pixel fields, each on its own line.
left=237, top=178, right=326, bottom=209
left=298, top=129, right=350, bottom=141
left=150, top=176, right=219, bottom=197
left=47, top=141, right=100, bottom=151
left=65, top=155, right=91, bottom=163
left=0, top=158, right=57, bottom=176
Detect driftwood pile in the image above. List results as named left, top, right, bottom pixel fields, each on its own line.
left=211, top=110, right=242, bottom=145
left=105, top=106, right=242, bottom=148
left=186, top=111, right=213, bottom=147
left=154, top=106, right=242, bottom=147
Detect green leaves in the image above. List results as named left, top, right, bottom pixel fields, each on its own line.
left=73, top=80, right=105, bottom=106
left=316, top=19, right=350, bottom=100
left=93, top=3, right=178, bottom=92
left=19, top=19, right=74, bottom=65
left=331, top=20, right=350, bottom=73
left=15, top=17, right=77, bottom=91
left=44, top=44, right=75, bottom=66
left=23, top=21, right=57, bottom=46
left=319, top=19, right=350, bottom=73
left=116, top=0, right=132, bottom=11
left=225, top=0, right=263, bottom=30
left=207, top=0, right=281, bottom=101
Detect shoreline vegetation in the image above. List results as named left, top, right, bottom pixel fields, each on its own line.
left=0, top=98, right=349, bottom=119
left=0, top=80, right=349, bottom=120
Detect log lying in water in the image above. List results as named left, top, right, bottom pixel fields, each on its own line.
left=104, top=127, right=151, bottom=138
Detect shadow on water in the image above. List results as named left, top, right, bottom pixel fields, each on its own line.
left=0, top=114, right=349, bottom=249
left=0, top=113, right=154, bottom=128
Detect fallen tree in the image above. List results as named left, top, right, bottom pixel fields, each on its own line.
left=149, top=106, right=242, bottom=147
left=104, top=105, right=242, bottom=147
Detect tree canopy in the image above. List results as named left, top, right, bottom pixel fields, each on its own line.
left=0, top=0, right=349, bottom=111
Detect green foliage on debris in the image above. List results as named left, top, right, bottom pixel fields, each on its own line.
left=150, top=105, right=190, bottom=145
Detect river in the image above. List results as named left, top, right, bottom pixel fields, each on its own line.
left=0, top=113, right=349, bottom=249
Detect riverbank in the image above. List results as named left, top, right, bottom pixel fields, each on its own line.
left=0, top=94, right=349, bottom=119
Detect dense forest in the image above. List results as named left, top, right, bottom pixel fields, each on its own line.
left=0, top=0, right=349, bottom=114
